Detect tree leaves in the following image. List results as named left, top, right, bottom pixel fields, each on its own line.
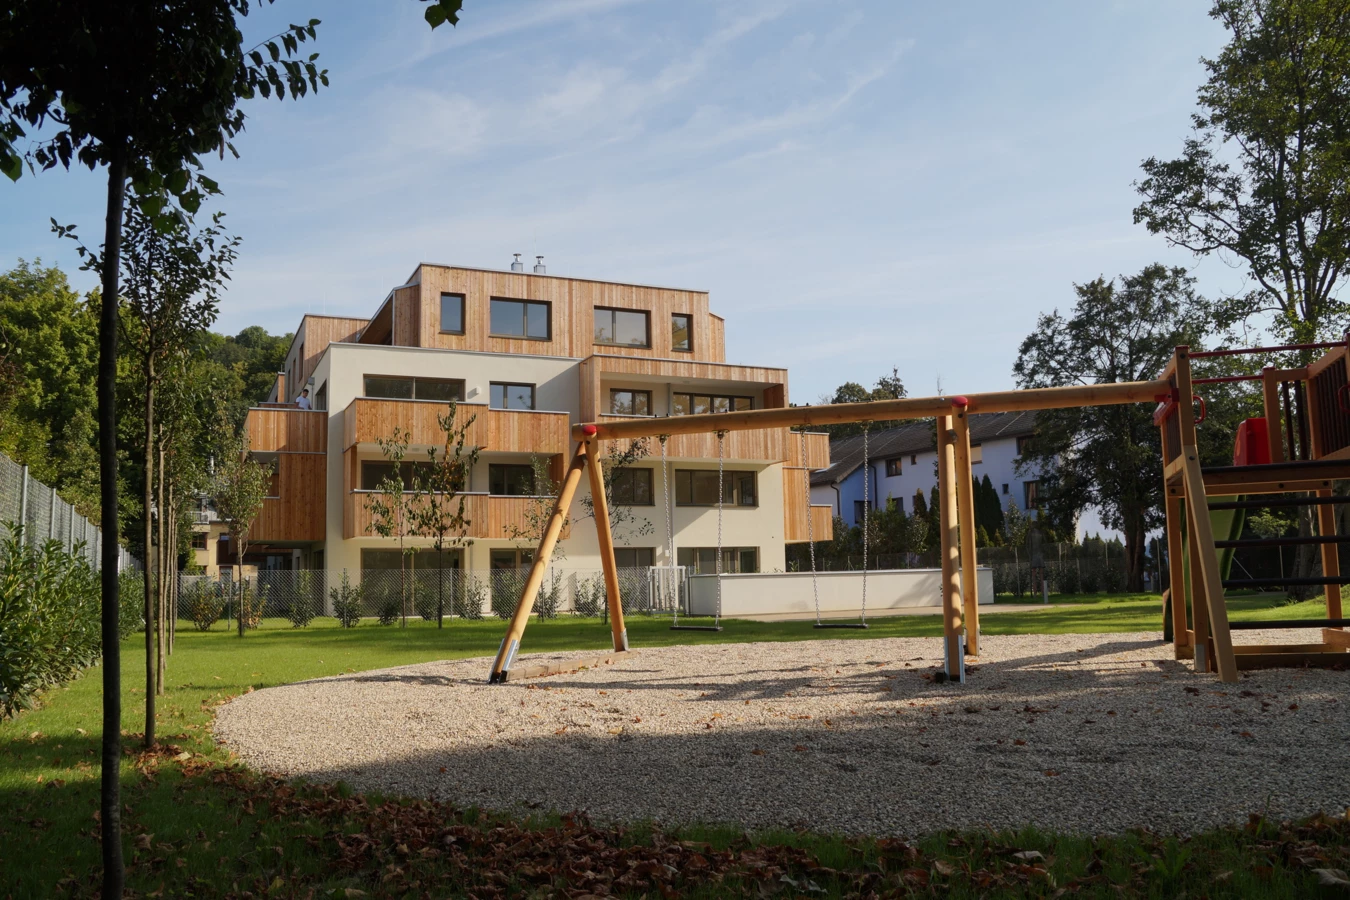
left=422, top=0, right=464, bottom=29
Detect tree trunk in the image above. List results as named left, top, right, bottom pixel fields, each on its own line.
left=1291, top=506, right=1318, bottom=600
left=437, top=547, right=444, bottom=627
left=143, top=367, right=156, bottom=745
left=167, top=488, right=176, bottom=655
left=156, top=435, right=166, bottom=695
left=99, top=138, right=127, bottom=900
left=1124, top=516, right=1145, bottom=593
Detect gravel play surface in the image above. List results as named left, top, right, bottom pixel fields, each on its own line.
left=212, top=631, right=1350, bottom=837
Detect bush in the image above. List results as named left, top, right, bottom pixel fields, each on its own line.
left=490, top=570, right=523, bottom=620
left=376, top=596, right=400, bottom=626
left=1052, top=561, right=1080, bottom=595
left=572, top=574, right=605, bottom=617
left=1080, top=567, right=1101, bottom=594
left=1102, top=564, right=1125, bottom=594
left=454, top=577, right=485, bottom=620
left=118, top=569, right=146, bottom=638
left=535, top=570, right=562, bottom=619
left=330, top=572, right=362, bottom=628
left=0, top=528, right=102, bottom=720
left=185, top=580, right=225, bottom=631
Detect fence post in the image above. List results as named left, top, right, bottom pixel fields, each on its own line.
left=48, top=487, right=56, bottom=540
left=18, top=465, right=28, bottom=538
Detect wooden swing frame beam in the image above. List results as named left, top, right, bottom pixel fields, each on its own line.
left=487, top=378, right=1170, bottom=683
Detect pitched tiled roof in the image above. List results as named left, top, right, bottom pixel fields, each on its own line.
left=809, top=411, right=1037, bottom=486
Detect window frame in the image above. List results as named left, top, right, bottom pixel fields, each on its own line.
left=614, top=547, right=655, bottom=568
left=971, top=443, right=983, bottom=465
left=1016, top=435, right=1034, bottom=457
left=884, top=457, right=902, bottom=477
left=671, top=392, right=755, bottom=416
left=673, top=469, right=757, bottom=507
left=363, top=375, right=466, bottom=402
left=488, top=463, right=537, bottom=496
left=490, top=381, right=536, bottom=411
left=608, top=388, right=653, bottom=417
left=1023, top=480, right=1040, bottom=509
left=489, top=296, right=552, bottom=341
left=676, top=546, right=759, bottom=574
left=593, top=306, right=652, bottom=348
left=439, top=292, right=466, bottom=335
left=671, top=313, right=693, bottom=353
left=610, top=467, right=654, bottom=506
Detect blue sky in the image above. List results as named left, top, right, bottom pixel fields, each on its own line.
left=1, top=0, right=1235, bottom=405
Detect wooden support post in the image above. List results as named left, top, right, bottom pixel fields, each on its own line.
left=585, top=438, right=629, bottom=652
left=488, top=442, right=589, bottom=683
left=952, top=404, right=980, bottom=655
left=1261, top=367, right=1285, bottom=462
left=1186, top=504, right=1211, bottom=672
left=1317, top=489, right=1343, bottom=621
left=1182, top=453, right=1239, bottom=683
left=936, top=415, right=964, bottom=678
left=1164, top=494, right=1188, bottom=656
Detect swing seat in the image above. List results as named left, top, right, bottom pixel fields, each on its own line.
left=814, top=622, right=869, bottom=629
left=671, top=624, right=723, bottom=632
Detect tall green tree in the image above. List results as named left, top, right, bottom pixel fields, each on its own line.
left=210, top=422, right=269, bottom=637
left=1134, top=0, right=1350, bottom=342
left=817, top=367, right=908, bottom=438
left=1013, top=265, right=1207, bottom=591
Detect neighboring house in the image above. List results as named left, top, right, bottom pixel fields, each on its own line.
left=187, top=498, right=232, bottom=576
left=810, top=412, right=1046, bottom=528
left=238, top=261, right=833, bottom=580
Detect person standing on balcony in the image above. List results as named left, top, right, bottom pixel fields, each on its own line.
left=296, top=388, right=312, bottom=410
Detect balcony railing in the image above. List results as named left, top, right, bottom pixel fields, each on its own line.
left=343, top=398, right=570, bottom=455
left=245, top=407, right=327, bottom=453
left=596, top=415, right=830, bottom=466
left=343, top=491, right=570, bottom=540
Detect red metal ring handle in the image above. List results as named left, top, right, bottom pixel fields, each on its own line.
left=1193, top=394, right=1206, bottom=424
left=1338, top=383, right=1350, bottom=414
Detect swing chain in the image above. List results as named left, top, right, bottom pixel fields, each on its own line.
left=805, top=430, right=821, bottom=625
left=660, top=434, right=676, bottom=622
left=861, top=422, right=869, bottom=624
left=715, top=429, right=725, bottom=626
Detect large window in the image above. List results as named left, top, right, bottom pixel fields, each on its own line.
left=490, top=382, right=535, bottom=410
left=677, top=547, right=758, bottom=574
left=1016, top=435, right=1034, bottom=457
left=594, top=307, right=650, bottom=347
left=364, top=375, right=465, bottom=402
left=884, top=457, right=902, bottom=477
left=490, top=297, right=550, bottom=340
left=672, top=392, right=754, bottom=415
left=363, top=548, right=462, bottom=570
left=671, top=313, right=692, bottom=352
left=675, top=469, right=756, bottom=507
left=439, top=292, right=465, bottom=334
left=360, top=460, right=449, bottom=491
left=1023, top=480, right=1040, bottom=509
left=611, top=467, right=653, bottom=505
left=615, top=547, right=654, bottom=568
left=489, top=464, right=536, bottom=496
left=609, top=388, right=652, bottom=416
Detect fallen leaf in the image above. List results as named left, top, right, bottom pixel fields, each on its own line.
left=934, top=859, right=957, bottom=876
left=1013, top=850, right=1044, bottom=862
left=1014, top=739, right=1027, bottom=746
left=751, top=749, right=765, bottom=756
left=1044, top=770, right=1061, bottom=777
left=1314, top=869, right=1350, bottom=887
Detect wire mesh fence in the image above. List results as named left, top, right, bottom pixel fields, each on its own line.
left=0, top=452, right=134, bottom=570
left=174, top=566, right=682, bottom=630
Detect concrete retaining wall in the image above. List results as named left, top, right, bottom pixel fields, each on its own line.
left=687, top=567, right=993, bottom=618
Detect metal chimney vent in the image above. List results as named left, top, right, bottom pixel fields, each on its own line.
left=510, top=253, right=524, bottom=272
left=534, top=256, right=546, bottom=274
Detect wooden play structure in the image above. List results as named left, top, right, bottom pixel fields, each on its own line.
left=1157, top=343, right=1350, bottom=682
left=487, top=342, right=1350, bottom=685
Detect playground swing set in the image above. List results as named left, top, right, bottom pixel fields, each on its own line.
left=486, top=342, right=1350, bottom=686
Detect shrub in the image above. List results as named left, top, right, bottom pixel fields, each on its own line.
left=1080, top=567, right=1101, bottom=594
left=1102, top=564, right=1125, bottom=594
left=1053, top=561, right=1080, bottom=594
left=572, top=574, right=605, bottom=617
left=0, top=528, right=102, bottom=720
left=490, top=570, right=523, bottom=620
left=186, top=580, right=225, bottom=631
left=330, top=572, right=362, bottom=628
left=535, top=569, right=562, bottom=619
left=377, top=596, right=400, bottom=626
left=454, top=576, right=485, bottom=620
left=118, top=569, right=146, bottom=638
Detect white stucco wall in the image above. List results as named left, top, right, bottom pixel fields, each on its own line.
left=687, top=567, right=994, bottom=617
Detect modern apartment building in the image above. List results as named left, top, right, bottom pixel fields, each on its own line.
left=238, top=262, right=832, bottom=581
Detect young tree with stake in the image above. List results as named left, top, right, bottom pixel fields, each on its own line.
left=411, top=403, right=480, bottom=627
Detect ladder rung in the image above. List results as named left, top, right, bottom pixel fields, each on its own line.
left=1222, top=577, right=1350, bottom=588
left=1208, top=496, right=1350, bottom=511
left=1229, top=618, right=1350, bottom=630
left=1202, top=459, right=1350, bottom=476
left=1214, top=535, right=1350, bottom=548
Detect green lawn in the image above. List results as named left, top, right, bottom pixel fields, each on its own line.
left=2, top=592, right=1344, bottom=898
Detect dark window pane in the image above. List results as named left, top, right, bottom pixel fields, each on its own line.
left=526, top=302, right=549, bottom=339
left=594, top=309, right=613, bottom=344
left=489, top=464, right=536, bottom=496
left=673, top=393, right=690, bottom=415
left=734, top=397, right=753, bottom=411
left=632, top=391, right=649, bottom=415
left=440, top=293, right=464, bottom=333
left=414, top=378, right=464, bottom=402
left=738, top=548, right=759, bottom=573
left=692, top=395, right=711, bottom=415
left=614, top=547, right=654, bottom=568
left=361, top=549, right=404, bottom=570
left=614, top=310, right=648, bottom=346
left=491, top=383, right=535, bottom=410
left=672, top=314, right=692, bottom=351
left=365, top=376, right=414, bottom=399
left=612, top=468, right=653, bottom=505
left=490, top=299, right=525, bottom=337
left=692, top=471, right=719, bottom=505
left=736, top=472, right=756, bottom=506
left=712, top=396, right=730, bottom=414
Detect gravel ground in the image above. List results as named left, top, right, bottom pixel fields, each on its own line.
left=212, top=631, right=1350, bottom=837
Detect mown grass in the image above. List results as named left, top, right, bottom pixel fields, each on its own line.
left=1, top=592, right=1343, bottom=898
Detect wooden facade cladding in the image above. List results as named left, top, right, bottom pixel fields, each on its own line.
left=400, top=265, right=725, bottom=362
left=343, top=491, right=570, bottom=541
left=782, top=467, right=834, bottom=544
left=341, top=398, right=570, bottom=455
left=783, top=432, right=830, bottom=469
left=580, top=354, right=789, bottom=421
left=250, top=454, right=326, bottom=542
left=246, top=408, right=327, bottom=453
left=291, top=315, right=367, bottom=397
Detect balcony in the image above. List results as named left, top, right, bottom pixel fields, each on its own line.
left=245, top=407, right=327, bottom=453
left=596, top=416, right=831, bottom=467
left=782, top=467, right=834, bottom=543
left=342, top=398, right=570, bottom=456
left=343, top=491, right=571, bottom=541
